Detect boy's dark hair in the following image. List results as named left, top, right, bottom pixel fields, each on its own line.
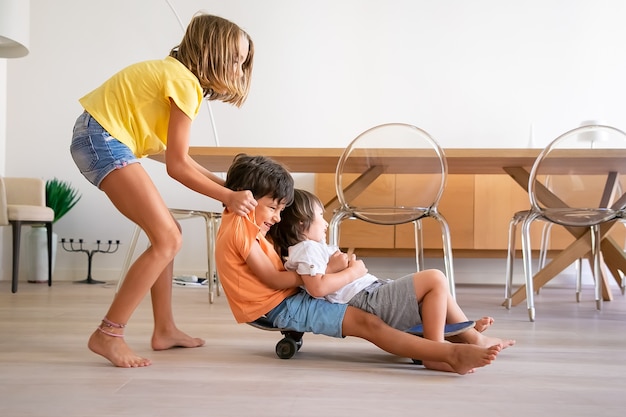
left=224, top=154, right=294, bottom=205
left=269, top=189, right=322, bottom=260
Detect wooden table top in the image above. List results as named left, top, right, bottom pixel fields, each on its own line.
left=149, top=147, right=544, bottom=175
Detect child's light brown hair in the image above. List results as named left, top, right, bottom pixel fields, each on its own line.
left=170, top=13, right=253, bottom=107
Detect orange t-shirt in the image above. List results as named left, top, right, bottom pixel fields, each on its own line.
left=215, top=209, right=298, bottom=323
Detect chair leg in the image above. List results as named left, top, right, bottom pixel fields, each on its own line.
left=504, top=214, right=521, bottom=309
left=590, top=225, right=602, bottom=310
left=211, top=216, right=221, bottom=297
left=536, top=222, right=553, bottom=295
left=431, top=211, right=455, bottom=300
left=198, top=213, right=216, bottom=304
left=328, top=211, right=351, bottom=247
left=116, top=224, right=141, bottom=293
left=46, top=222, right=53, bottom=287
left=11, top=221, right=22, bottom=293
left=412, top=220, right=423, bottom=272
left=575, top=258, right=583, bottom=302
left=521, top=213, right=539, bottom=321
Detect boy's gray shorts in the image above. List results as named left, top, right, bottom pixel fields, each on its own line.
left=348, top=274, right=421, bottom=332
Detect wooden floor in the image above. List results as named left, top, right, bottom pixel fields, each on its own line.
left=1, top=278, right=625, bottom=417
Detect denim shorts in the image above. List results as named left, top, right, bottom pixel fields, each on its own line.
left=348, top=274, right=422, bottom=331
left=70, top=111, right=139, bottom=188
left=265, top=289, right=348, bottom=338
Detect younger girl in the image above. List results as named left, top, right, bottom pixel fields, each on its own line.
left=71, top=13, right=257, bottom=368
left=269, top=189, right=515, bottom=372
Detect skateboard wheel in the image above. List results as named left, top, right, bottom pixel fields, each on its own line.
left=276, top=337, right=297, bottom=359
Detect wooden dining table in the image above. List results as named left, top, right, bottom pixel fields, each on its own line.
left=150, top=147, right=626, bottom=304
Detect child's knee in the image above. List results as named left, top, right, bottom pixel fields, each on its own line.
left=414, top=269, right=449, bottom=291
left=151, top=227, right=183, bottom=259
left=343, top=307, right=387, bottom=336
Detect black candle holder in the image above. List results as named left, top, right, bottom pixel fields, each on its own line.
left=61, top=238, right=120, bottom=284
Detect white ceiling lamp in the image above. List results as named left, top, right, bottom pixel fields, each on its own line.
left=0, top=0, right=30, bottom=58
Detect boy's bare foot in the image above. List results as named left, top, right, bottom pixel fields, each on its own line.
left=151, top=327, right=205, bottom=351
left=423, top=359, right=473, bottom=373
left=88, top=329, right=151, bottom=368
left=447, top=344, right=501, bottom=375
left=474, top=316, right=494, bottom=333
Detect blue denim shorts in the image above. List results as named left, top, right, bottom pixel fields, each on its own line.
left=70, top=111, right=139, bottom=188
left=265, top=289, right=348, bottom=338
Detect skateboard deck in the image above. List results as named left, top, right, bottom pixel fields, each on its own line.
left=248, top=318, right=476, bottom=361
left=406, top=320, right=476, bottom=338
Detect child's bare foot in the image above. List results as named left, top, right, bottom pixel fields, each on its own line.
left=474, top=316, right=494, bottom=332
left=88, top=329, right=151, bottom=368
left=447, top=344, right=501, bottom=375
left=472, top=333, right=516, bottom=350
left=151, top=327, right=205, bottom=351
left=423, top=359, right=474, bottom=373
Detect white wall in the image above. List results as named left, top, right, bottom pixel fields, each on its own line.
left=0, top=59, right=6, bottom=175
left=2, top=0, right=626, bottom=283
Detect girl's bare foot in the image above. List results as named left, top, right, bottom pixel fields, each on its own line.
left=474, top=316, right=494, bottom=333
left=447, top=344, right=501, bottom=375
left=471, top=332, right=516, bottom=350
left=151, top=327, right=205, bottom=351
left=88, top=329, right=151, bottom=368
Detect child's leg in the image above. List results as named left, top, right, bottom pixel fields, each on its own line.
left=88, top=165, right=196, bottom=367
left=411, top=270, right=461, bottom=372
left=412, top=270, right=449, bottom=342
left=415, top=270, right=515, bottom=349
left=150, top=256, right=205, bottom=351
left=341, top=306, right=501, bottom=375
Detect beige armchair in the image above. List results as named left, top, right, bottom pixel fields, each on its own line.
left=0, top=177, right=55, bottom=293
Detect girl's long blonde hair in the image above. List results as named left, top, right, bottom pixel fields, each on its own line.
left=170, top=13, right=253, bottom=107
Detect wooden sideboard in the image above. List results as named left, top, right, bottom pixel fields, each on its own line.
left=315, top=173, right=626, bottom=257
left=149, top=147, right=626, bottom=303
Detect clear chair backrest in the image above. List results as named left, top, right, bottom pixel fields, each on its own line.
left=335, top=123, right=447, bottom=224
left=528, top=124, right=626, bottom=226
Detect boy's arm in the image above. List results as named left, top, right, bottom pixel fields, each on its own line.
left=246, top=241, right=303, bottom=289
left=301, top=259, right=368, bottom=298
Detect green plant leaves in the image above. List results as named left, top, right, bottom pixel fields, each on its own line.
left=46, top=178, right=81, bottom=223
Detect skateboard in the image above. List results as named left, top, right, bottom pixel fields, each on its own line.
left=248, top=317, right=305, bottom=359
left=248, top=318, right=476, bottom=361
left=406, top=320, right=476, bottom=338
left=406, top=320, right=476, bottom=365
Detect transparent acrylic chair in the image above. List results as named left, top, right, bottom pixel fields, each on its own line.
left=328, top=123, right=455, bottom=298
left=504, top=124, right=626, bottom=321
left=116, top=208, right=222, bottom=303
left=505, top=176, right=587, bottom=307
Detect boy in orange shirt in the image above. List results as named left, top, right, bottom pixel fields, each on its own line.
left=215, top=154, right=503, bottom=375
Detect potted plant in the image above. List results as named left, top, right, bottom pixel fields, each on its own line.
left=27, top=178, right=82, bottom=282
left=46, top=178, right=82, bottom=223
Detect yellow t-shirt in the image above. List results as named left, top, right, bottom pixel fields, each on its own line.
left=215, top=209, right=299, bottom=323
left=79, top=56, right=203, bottom=158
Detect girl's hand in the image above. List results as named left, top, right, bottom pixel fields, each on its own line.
left=347, top=258, right=368, bottom=278
left=226, top=190, right=257, bottom=216
left=326, top=250, right=349, bottom=273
